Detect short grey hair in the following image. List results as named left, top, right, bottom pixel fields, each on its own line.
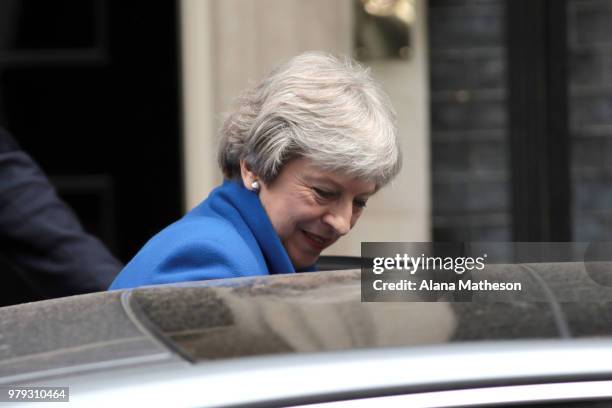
left=218, top=51, right=402, bottom=188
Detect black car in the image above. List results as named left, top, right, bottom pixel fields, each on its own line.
left=2, top=261, right=612, bottom=407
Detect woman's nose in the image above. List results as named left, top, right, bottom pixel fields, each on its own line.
left=323, top=203, right=352, bottom=236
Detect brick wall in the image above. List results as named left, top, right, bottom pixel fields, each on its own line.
left=568, top=0, right=612, bottom=240
left=428, top=0, right=510, bottom=241
left=429, top=0, right=612, bottom=242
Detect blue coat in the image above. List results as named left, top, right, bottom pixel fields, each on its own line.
left=110, top=180, right=308, bottom=289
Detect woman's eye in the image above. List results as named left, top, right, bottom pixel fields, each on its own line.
left=312, top=187, right=335, bottom=199
left=354, top=199, right=367, bottom=209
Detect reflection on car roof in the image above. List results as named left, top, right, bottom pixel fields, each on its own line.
left=2, top=262, right=612, bottom=382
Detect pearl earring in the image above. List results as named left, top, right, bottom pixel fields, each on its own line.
left=251, top=180, right=260, bottom=192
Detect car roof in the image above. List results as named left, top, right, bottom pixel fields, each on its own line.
left=1, top=263, right=612, bottom=383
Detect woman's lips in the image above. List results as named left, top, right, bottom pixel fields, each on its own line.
left=301, top=230, right=332, bottom=251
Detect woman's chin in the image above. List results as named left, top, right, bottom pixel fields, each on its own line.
left=288, top=248, right=319, bottom=270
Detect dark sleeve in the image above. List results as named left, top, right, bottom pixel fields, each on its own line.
left=0, top=127, right=122, bottom=297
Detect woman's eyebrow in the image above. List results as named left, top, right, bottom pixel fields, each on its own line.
left=304, top=175, right=342, bottom=189
left=305, top=175, right=375, bottom=196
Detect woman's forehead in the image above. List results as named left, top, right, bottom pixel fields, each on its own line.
left=286, top=159, right=376, bottom=194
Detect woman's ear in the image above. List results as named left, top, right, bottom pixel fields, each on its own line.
left=239, top=160, right=260, bottom=192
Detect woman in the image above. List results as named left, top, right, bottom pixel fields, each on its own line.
left=110, top=51, right=401, bottom=289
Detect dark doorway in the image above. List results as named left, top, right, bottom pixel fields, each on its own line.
left=0, top=0, right=183, bottom=262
